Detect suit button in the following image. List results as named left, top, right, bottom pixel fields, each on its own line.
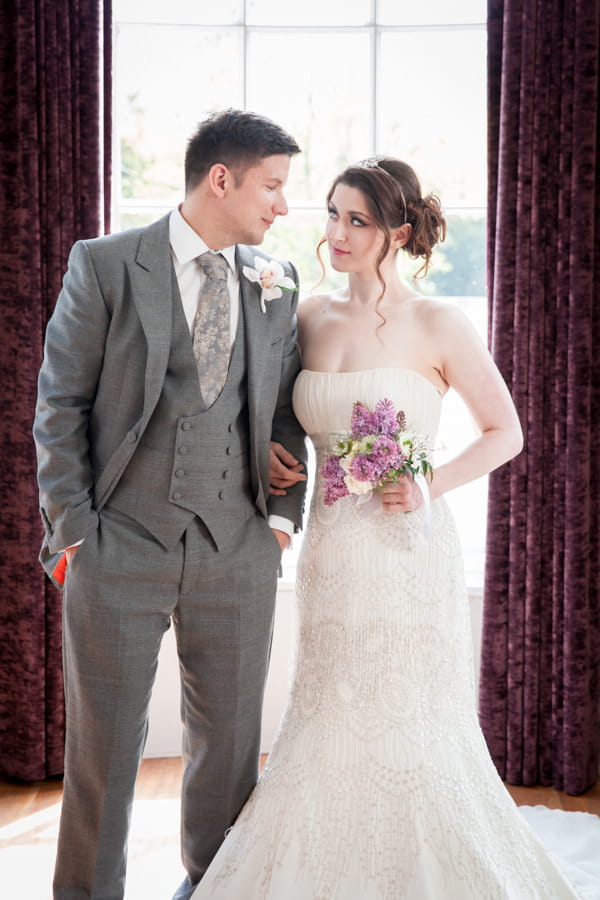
left=218, top=489, right=224, bottom=500
left=126, top=431, right=137, bottom=443
left=181, top=422, right=192, bottom=431
left=225, top=446, right=232, bottom=455
left=172, top=491, right=182, bottom=500
left=179, top=446, right=188, bottom=455
left=227, top=423, right=234, bottom=433
left=175, top=468, right=185, bottom=478
left=222, top=470, right=230, bottom=479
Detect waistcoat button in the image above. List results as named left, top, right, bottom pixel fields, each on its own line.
left=175, top=469, right=185, bottom=478
left=178, top=446, right=188, bottom=455
left=172, top=491, right=182, bottom=500
left=126, top=431, right=137, bottom=443
left=181, top=422, right=192, bottom=431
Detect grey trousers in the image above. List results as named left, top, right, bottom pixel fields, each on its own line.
left=53, top=504, right=281, bottom=900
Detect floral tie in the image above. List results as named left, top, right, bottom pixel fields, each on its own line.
left=193, top=252, right=230, bottom=406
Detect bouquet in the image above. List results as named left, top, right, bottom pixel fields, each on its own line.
left=320, top=398, right=432, bottom=509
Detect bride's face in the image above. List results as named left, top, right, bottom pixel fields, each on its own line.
left=325, top=183, right=388, bottom=274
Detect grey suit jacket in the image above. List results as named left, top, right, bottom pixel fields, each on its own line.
left=34, top=213, right=307, bottom=580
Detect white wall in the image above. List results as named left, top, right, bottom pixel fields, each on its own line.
left=143, top=584, right=484, bottom=758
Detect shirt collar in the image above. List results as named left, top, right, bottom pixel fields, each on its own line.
left=169, top=208, right=237, bottom=272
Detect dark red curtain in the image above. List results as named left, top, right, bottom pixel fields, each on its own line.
left=0, top=0, right=111, bottom=780
left=480, top=0, right=600, bottom=795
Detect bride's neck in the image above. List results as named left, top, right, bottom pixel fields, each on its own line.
left=346, top=264, right=412, bottom=307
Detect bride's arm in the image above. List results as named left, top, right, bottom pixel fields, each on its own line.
left=426, top=303, right=523, bottom=502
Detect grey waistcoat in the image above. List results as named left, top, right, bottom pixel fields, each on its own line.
left=109, top=280, right=255, bottom=551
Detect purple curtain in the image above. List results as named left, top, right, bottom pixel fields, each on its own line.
left=480, top=0, right=600, bottom=795
left=0, top=0, right=111, bottom=780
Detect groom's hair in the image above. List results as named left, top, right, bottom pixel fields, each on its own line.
left=185, top=109, right=300, bottom=192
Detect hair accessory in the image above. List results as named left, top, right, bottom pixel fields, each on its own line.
left=359, top=157, right=382, bottom=168
left=358, top=156, right=408, bottom=224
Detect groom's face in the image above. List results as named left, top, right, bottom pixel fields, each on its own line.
left=224, top=154, right=291, bottom=246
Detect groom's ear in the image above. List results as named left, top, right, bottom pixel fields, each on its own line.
left=207, top=163, right=232, bottom=198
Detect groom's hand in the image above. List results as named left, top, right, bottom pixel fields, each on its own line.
left=269, top=441, right=307, bottom=496
left=271, top=528, right=291, bottom=552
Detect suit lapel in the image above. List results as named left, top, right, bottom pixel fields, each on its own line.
left=237, top=245, right=267, bottom=393
left=237, top=244, right=275, bottom=509
left=128, top=214, right=174, bottom=418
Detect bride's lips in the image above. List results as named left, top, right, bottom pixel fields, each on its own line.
left=331, top=246, right=350, bottom=256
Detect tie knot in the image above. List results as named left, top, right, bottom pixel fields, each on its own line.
left=197, top=252, right=229, bottom=282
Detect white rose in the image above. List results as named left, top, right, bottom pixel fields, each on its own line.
left=344, top=474, right=373, bottom=496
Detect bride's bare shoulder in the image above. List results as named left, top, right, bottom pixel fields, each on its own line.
left=298, top=289, right=348, bottom=325
left=410, top=295, right=472, bottom=333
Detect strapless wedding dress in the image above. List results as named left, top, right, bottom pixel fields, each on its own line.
left=191, top=369, right=598, bottom=899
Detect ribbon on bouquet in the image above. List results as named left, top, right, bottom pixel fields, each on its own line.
left=414, top=471, right=432, bottom=538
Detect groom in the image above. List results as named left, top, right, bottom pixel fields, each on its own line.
left=34, top=109, right=307, bottom=900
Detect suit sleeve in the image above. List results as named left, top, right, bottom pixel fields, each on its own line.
left=33, top=240, right=110, bottom=554
left=267, top=261, right=308, bottom=531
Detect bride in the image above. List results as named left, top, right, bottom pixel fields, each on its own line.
left=190, top=158, right=591, bottom=898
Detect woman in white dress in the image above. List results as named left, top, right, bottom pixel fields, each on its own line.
left=190, top=158, right=591, bottom=899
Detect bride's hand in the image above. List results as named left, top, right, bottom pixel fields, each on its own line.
left=269, top=441, right=307, bottom=496
left=380, top=476, right=424, bottom=513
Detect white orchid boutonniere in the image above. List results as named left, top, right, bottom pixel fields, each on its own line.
left=242, top=256, right=296, bottom=314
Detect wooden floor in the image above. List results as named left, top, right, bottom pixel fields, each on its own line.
left=1, top=757, right=599, bottom=899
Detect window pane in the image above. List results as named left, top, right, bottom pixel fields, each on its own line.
left=378, top=29, right=486, bottom=208
left=247, top=0, right=371, bottom=25
left=247, top=31, right=372, bottom=205
left=115, top=208, right=171, bottom=232
left=378, top=0, right=486, bottom=25
left=116, top=25, right=243, bottom=202
left=416, top=213, right=486, bottom=297
left=115, top=0, right=242, bottom=24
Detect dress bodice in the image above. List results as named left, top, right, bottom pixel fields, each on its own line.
left=292, top=367, right=443, bottom=451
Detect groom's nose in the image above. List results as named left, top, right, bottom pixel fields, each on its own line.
left=273, top=191, right=288, bottom=217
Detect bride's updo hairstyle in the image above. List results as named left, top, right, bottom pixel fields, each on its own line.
left=320, top=157, right=446, bottom=288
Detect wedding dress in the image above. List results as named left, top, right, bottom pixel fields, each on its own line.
left=191, top=368, right=598, bottom=899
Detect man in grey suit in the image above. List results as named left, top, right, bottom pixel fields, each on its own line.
left=34, top=109, right=308, bottom=900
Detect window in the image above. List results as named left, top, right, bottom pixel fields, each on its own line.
left=113, top=0, right=488, bottom=586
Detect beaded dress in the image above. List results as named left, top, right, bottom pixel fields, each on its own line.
left=191, top=368, right=586, bottom=899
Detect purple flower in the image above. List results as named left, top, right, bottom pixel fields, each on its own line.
left=349, top=454, right=380, bottom=484
left=350, top=398, right=399, bottom=438
left=371, top=399, right=399, bottom=436
left=369, top=435, right=405, bottom=473
left=350, top=402, right=376, bottom=438
left=320, top=454, right=349, bottom=506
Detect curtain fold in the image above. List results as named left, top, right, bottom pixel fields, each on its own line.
left=480, top=0, right=600, bottom=795
left=0, top=0, right=111, bottom=780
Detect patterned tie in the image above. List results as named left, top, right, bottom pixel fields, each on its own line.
left=192, top=252, right=231, bottom=406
